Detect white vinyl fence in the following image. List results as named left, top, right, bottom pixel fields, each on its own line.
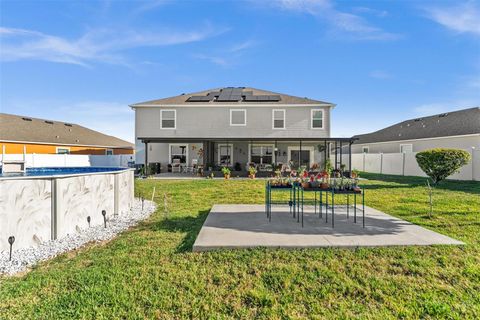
left=0, top=154, right=135, bottom=168
left=338, top=148, right=479, bottom=181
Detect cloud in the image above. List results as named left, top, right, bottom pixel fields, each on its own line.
left=369, top=70, right=393, bottom=79
left=272, top=0, right=400, bottom=40
left=0, top=24, right=227, bottom=67
left=424, top=1, right=480, bottom=36
left=192, top=39, right=257, bottom=67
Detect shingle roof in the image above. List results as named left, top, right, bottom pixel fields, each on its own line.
left=0, top=113, right=134, bottom=149
left=130, top=87, right=333, bottom=106
left=353, top=107, right=480, bottom=144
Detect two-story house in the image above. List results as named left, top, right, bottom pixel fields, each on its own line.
left=131, top=87, right=354, bottom=175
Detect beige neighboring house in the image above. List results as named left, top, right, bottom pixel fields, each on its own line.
left=352, top=107, right=480, bottom=154
left=0, top=113, right=134, bottom=155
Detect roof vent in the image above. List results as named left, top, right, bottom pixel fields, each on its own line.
left=64, top=123, right=73, bottom=127
left=22, top=117, right=32, bottom=121
left=439, top=113, right=448, bottom=117
left=414, top=118, right=422, bottom=122
left=45, top=120, right=54, bottom=124
left=55, top=135, right=60, bottom=139
left=75, top=139, right=79, bottom=142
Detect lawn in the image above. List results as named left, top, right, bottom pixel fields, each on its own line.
left=1, top=174, right=479, bottom=319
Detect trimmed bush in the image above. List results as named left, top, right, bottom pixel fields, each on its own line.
left=416, top=148, right=471, bottom=184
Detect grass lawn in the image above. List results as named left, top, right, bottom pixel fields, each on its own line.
left=1, top=173, right=479, bottom=319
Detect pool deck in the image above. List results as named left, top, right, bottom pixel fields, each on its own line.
left=192, top=204, right=464, bottom=251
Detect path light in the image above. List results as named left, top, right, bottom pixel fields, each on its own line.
left=87, top=216, right=91, bottom=227
left=101, top=210, right=107, bottom=228
left=142, top=196, right=145, bottom=211
left=8, top=236, right=15, bottom=261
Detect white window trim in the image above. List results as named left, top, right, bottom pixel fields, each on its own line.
left=168, top=143, right=188, bottom=164
left=272, top=109, right=286, bottom=129
left=287, top=146, right=315, bottom=167
left=230, top=109, right=247, bottom=126
left=248, top=143, right=275, bottom=164
left=400, top=144, right=413, bottom=153
left=56, top=147, right=70, bottom=154
left=362, top=146, right=369, bottom=153
left=310, top=108, right=324, bottom=129
left=160, top=109, right=176, bottom=129
left=105, top=149, right=114, bottom=155
left=217, top=143, right=234, bottom=166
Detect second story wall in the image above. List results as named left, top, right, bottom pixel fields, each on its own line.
left=135, top=105, right=331, bottom=139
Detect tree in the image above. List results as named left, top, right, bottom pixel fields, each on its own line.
left=416, top=148, right=471, bottom=184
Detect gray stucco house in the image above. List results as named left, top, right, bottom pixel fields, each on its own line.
left=352, top=107, right=480, bottom=154
left=131, top=87, right=354, bottom=174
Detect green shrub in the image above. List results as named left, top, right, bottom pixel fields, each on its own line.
left=415, top=148, right=471, bottom=184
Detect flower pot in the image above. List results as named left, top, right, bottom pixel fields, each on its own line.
left=301, top=182, right=310, bottom=189
left=320, top=183, right=329, bottom=189
left=249, top=174, right=256, bottom=179
left=310, top=181, right=319, bottom=188
left=224, top=174, right=230, bottom=179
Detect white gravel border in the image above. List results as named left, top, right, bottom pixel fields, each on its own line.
left=0, top=198, right=156, bottom=276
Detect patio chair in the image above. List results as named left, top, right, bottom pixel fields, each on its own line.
left=171, top=159, right=182, bottom=173
left=186, top=159, right=198, bottom=174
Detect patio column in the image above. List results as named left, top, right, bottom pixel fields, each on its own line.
left=144, top=141, right=148, bottom=175
left=324, top=140, right=327, bottom=170
left=274, top=140, right=277, bottom=167
left=340, top=141, right=343, bottom=172
left=299, top=140, right=302, bottom=169
left=334, top=141, right=338, bottom=170
left=349, top=141, right=353, bottom=177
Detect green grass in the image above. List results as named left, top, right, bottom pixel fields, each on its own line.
left=1, top=174, right=479, bottom=319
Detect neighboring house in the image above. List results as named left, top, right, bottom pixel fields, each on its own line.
left=0, top=113, right=134, bottom=155
left=131, top=87, right=354, bottom=173
left=352, top=107, right=480, bottom=154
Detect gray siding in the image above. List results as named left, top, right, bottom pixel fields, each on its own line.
left=351, top=135, right=480, bottom=154
left=135, top=105, right=331, bottom=139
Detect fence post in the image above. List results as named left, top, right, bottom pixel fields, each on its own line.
left=380, top=153, right=383, bottom=174
left=402, top=152, right=406, bottom=176
left=363, top=152, right=366, bottom=172
left=472, top=147, right=476, bottom=181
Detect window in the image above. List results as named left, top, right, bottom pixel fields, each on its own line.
left=169, top=144, right=188, bottom=164
left=218, top=144, right=233, bottom=166
left=311, top=109, right=324, bottom=129
left=400, top=144, right=413, bottom=153
left=161, top=110, right=176, bottom=129
left=230, top=109, right=246, bottom=126
left=362, top=146, right=369, bottom=153
left=250, top=145, right=273, bottom=164
left=105, top=149, right=114, bottom=155
left=272, top=109, right=285, bottom=129
left=56, top=147, right=70, bottom=154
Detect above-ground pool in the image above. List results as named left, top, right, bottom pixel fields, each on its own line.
left=0, top=166, right=126, bottom=177
left=0, top=167, right=134, bottom=251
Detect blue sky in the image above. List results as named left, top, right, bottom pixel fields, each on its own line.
left=1, top=0, right=479, bottom=142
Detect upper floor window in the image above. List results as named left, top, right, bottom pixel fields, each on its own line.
left=311, top=109, right=324, bottom=129
left=362, top=146, right=369, bottom=153
left=272, top=109, right=285, bottom=129
left=106, top=149, right=114, bottom=155
left=56, top=147, right=70, bottom=154
left=230, top=109, right=246, bottom=126
left=161, top=110, right=176, bottom=129
left=400, top=144, right=413, bottom=153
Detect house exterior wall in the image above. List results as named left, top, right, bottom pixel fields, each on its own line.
left=351, top=135, right=480, bottom=154
left=1, top=142, right=134, bottom=155
left=134, top=104, right=331, bottom=164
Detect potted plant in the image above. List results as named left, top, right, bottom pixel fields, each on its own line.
left=221, top=167, right=231, bottom=179
left=351, top=169, right=359, bottom=179
left=248, top=166, right=257, bottom=179
left=309, top=174, right=319, bottom=188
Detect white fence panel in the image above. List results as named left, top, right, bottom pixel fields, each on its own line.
left=382, top=153, right=404, bottom=175
left=364, top=154, right=382, bottom=173
left=403, top=153, right=427, bottom=177
left=1, top=154, right=133, bottom=168
left=351, top=154, right=364, bottom=171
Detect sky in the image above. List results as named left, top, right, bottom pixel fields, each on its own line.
left=1, top=0, right=479, bottom=143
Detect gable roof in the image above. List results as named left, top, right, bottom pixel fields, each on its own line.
left=353, top=107, right=480, bottom=144
left=130, top=87, right=334, bottom=106
left=0, top=113, right=134, bottom=149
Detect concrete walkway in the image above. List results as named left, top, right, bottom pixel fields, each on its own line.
left=193, top=204, right=463, bottom=251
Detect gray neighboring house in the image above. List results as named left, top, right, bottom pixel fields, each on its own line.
left=352, top=107, right=480, bottom=154
left=131, top=87, right=354, bottom=174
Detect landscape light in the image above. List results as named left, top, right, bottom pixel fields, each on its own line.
left=102, top=210, right=107, bottom=228
left=8, top=236, right=15, bottom=261
left=87, top=216, right=91, bottom=227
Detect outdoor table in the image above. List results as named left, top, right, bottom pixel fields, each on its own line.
left=298, top=186, right=365, bottom=228
left=265, top=181, right=295, bottom=222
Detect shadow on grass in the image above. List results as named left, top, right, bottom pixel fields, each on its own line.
left=134, top=210, right=211, bottom=253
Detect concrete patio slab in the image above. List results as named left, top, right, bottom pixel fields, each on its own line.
left=192, top=204, right=463, bottom=251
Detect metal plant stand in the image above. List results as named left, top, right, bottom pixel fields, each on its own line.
left=265, top=181, right=295, bottom=222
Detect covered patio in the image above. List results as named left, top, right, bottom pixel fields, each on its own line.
left=141, top=137, right=357, bottom=176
